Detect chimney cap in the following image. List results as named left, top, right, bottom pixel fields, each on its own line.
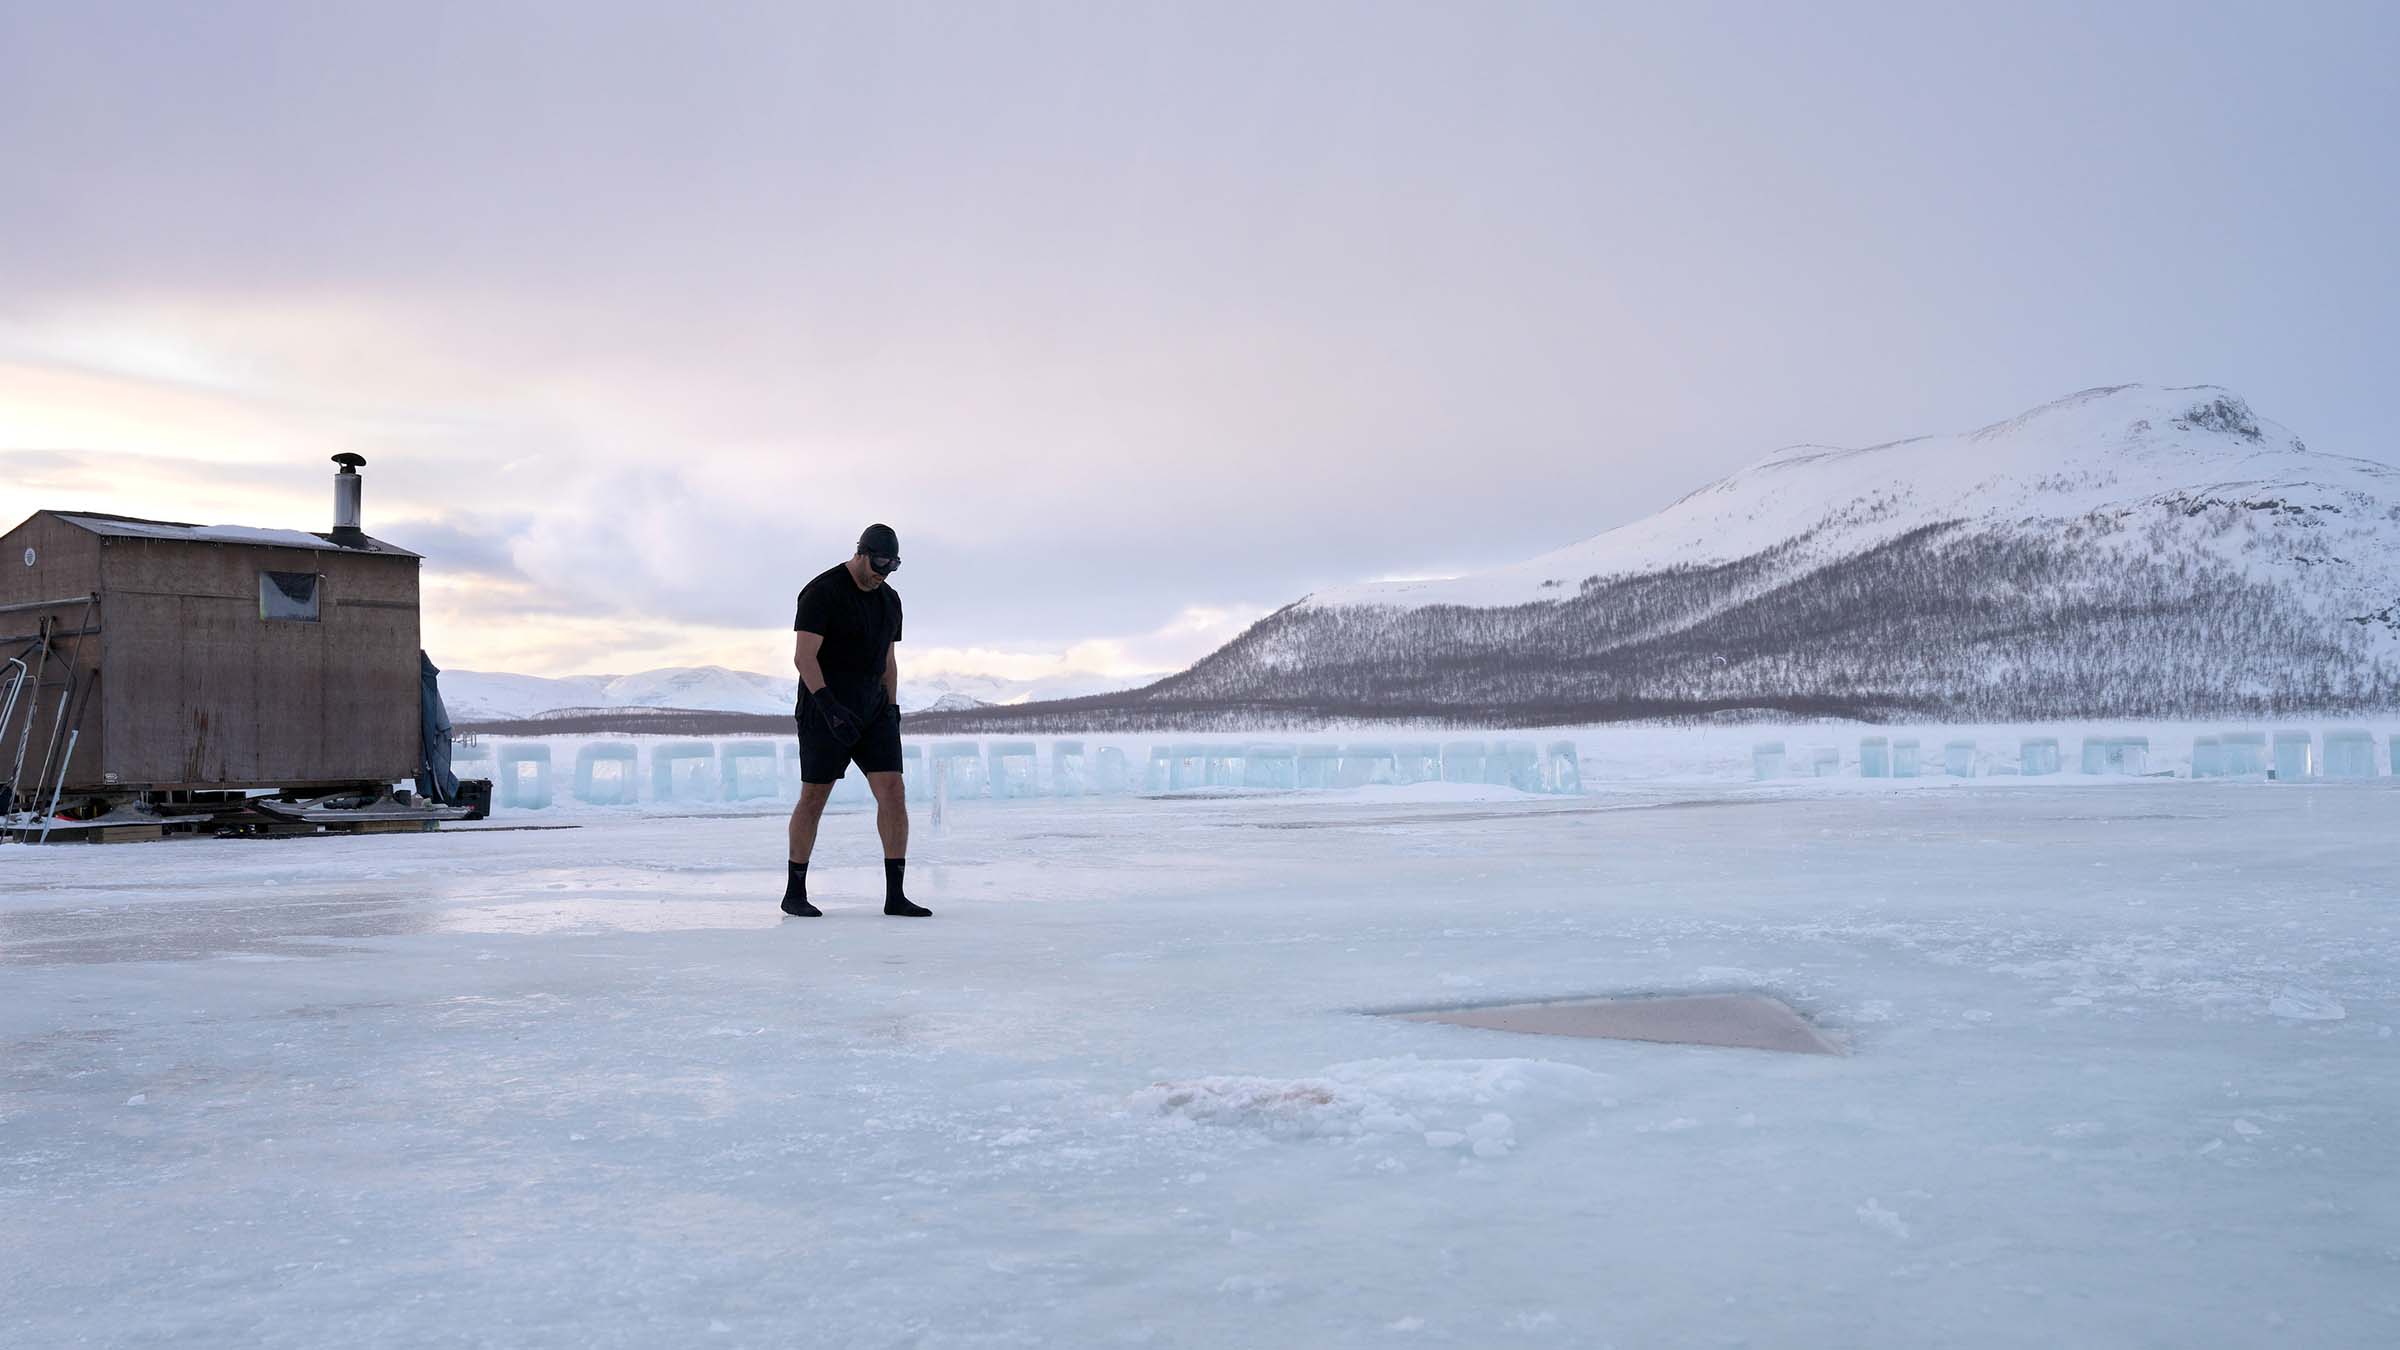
left=332, top=453, right=366, bottom=472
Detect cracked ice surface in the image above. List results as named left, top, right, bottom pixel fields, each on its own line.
left=2, top=781, right=2397, bottom=1347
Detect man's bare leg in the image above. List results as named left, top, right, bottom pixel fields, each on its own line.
left=867, top=772, right=929, bottom=916
left=782, top=783, right=834, bottom=916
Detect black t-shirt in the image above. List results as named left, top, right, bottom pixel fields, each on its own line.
left=794, top=563, right=902, bottom=706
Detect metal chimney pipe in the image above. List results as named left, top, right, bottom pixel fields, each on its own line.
left=331, top=453, right=366, bottom=545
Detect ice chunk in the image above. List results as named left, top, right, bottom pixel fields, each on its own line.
left=1752, top=741, right=1786, bottom=781
left=1243, top=744, right=1298, bottom=789
left=571, top=742, right=639, bottom=805
left=1891, top=738, right=1919, bottom=778
left=1337, top=744, right=1397, bottom=788
left=2268, top=987, right=2346, bottom=1021
left=1393, top=743, right=1443, bottom=786
left=1542, top=740, right=1582, bottom=795
left=1296, top=744, right=1343, bottom=790
left=1143, top=745, right=1173, bottom=793
left=1440, top=741, right=1487, bottom=784
left=719, top=741, right=779, bottom=802
left=2271, top=731, right=2314, bottom=783
left=1810, top=748, right=1839, bottom=777
left=1486, top=741, right=1540, bottom=792
left=2019, top=737, right=2060, bottom=777
left=2322, top=730, right=2376, bottom=780
left=2218, top=731, right=2268, bottom=777
left=2190, top=735, right=2223, bottom=778
left=1943, top=739, right=1976, bottom=777
left=495, top=743, right=554, bottom=810
left=1049, top=740, right=1086, bottom=797
left=649, top=741, right=718, bottom=802
left=900, top=743, right=929, bottom=801
left=1859, top=737, right=1889, bottom=779
left=988, top=740, right=1039, bottom=798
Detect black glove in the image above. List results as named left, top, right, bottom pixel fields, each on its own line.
left=812, top=690, right=863, bottom=746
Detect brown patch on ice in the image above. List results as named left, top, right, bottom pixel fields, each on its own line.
left=1386, top=994, right=1842, bottom=1056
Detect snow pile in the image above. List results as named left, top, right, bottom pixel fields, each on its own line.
left=1132, top=1056, right=1608, bottom=1156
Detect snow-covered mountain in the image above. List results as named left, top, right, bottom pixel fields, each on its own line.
left=440, top=664, right=1156, bottom=723
left=932, top=385, right=2400, bottom=728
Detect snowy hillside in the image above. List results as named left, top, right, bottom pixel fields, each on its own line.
left=932, top=385, right=2400, bottom=729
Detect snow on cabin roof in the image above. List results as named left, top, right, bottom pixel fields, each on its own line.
left=44, top=511, right=422, bottom=559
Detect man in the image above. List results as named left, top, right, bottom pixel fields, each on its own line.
left=783, top=523, right=930, bottom=918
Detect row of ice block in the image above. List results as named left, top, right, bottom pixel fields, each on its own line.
left=448, top=738, right=1591, bottom=810
left=1132, top=740, right=1582, bottom=794
left=1753, top=730, right=2397, bottom=780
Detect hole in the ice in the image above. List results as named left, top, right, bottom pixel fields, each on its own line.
left=1375, top=992, right=1844, bottom=1056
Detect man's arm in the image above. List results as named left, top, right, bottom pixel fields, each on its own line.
left=794, top=630, right=827, bottom=695
left=881, top=642, right=899, bottom=709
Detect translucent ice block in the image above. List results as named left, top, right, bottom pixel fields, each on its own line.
left=720, top=741, right=779, bottom=802
left=2271, top=731, right=2314, bottom=782
left=1337, top=744, right=1397, bottom=788
left=1296, top=745, right=1343, bottom=790
left=573, top=742, right=638, bottom=805
left=1891, top=739, right=1919, bottom=778
left=1092, top=745, right=1133, bottom=795
left=2019, top=737, right=2060, bottom=777
left=1487, top=741, right=1540, bottom=791
left=1859, top=737, right=1889, bottom=779
left=1049, top=740, right=1086, bottom=797
left=1441, top=741, right=1488, bottom=784
left=1202, top=745, right=1247, bottom=788
left=989, top=741, right=1039, bottom=798
left=650, top=742, right=718, bottom=802
left=1543, top=740, right=1582, bottom=794
left=1752, top=742, right=1786, bottom=780
left=1943, top=740, right=1975, bottom=777
left=930, top=742, right=986, bottom=799
left=2322, top=730, right=2375, bottom=780
left=1243, top=744, right=1298, bottom=789
left=496, top=743, right=553, bottom=810
left=1394, top=743, right=1443, bottom=786
left=2218, top=732, right=2267, bottom=777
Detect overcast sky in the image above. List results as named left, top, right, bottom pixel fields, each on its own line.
left=4, top=1, right=2395, bottom=680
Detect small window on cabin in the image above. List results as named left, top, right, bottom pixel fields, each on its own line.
left=260, top=571, right=321, bottom=622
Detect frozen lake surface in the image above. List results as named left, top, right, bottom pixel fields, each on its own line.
left=4, top=781, right=2396, bottom=1347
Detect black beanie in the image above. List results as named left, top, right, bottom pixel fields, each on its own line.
left=857, top=523, right=899, bottom=556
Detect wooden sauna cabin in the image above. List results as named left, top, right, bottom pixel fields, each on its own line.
left=1, top=455, right=465, bottom=840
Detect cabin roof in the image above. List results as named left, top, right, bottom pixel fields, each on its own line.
left=35, top=510, right=422, bottom=559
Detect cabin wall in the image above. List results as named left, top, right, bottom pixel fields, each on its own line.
left=95, top=537, right=421, bottom=790
left=0, top=516, right=107, bottom=798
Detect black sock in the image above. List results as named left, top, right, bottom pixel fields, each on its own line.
left=883, top=858, right=930, bottom=917
left=781, top=861, right=820, bottom=917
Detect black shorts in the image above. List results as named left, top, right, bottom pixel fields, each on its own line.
left=796, top=693, right=903, bottom=784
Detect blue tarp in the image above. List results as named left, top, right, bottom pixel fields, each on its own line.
left=416, top=651, right=458, bottom=805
